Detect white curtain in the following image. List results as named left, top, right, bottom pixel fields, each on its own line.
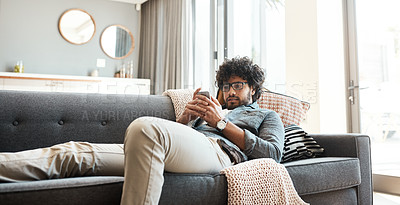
left=138, top=0, right=192, bottom=95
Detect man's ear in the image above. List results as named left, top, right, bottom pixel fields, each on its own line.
left=251, top=87, right=256, bottom=95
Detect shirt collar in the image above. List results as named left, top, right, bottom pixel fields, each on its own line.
left=233, top=101, right=259, bottom=110
left=248, top=101, right=259, bottom=109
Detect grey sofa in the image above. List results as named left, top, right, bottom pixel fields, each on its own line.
left=0, top=90, right=372, bottom=205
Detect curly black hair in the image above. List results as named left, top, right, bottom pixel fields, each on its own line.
left=216, top=56, right=265, bottom=102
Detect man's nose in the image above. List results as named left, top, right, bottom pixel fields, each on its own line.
left=228, top=87, right=236, bottom=96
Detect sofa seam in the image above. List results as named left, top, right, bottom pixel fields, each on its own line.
left=0, top=177, right=124, bottom=193
left=283, top=158, right=358, bottom=168
left=300, top=183, right=359, bottom=196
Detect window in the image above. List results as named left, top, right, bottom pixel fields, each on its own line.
left=190, top=0, right=286, bottom=96
left=226, top=0, right=285, bottom=92
left=191, top=0, right=212, bottom=92
left=347, top=0, right=400, bottom=196
left=356, top=0, right=400, bottom=179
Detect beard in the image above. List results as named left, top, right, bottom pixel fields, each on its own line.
left=225, top=91, right=252, bottom=110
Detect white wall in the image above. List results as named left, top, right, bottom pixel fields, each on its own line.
left=317, top=1, right=347, bottom=133
left=0, top=0, right=140, bottom=77
left=286, top=0, right=320, bottom=132
left=285, top=0, right=347, bottom=133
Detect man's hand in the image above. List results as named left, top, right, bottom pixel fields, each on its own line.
left=196, top=94, right=224, bottom=128
left=197, top=93, right=246, bottom=150
left=177, top=88, right=245, bottom=150
left=177, top=88, right=209, bottom=125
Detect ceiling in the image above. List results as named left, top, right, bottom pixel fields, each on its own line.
left=110, top=0, right=148, bottom=4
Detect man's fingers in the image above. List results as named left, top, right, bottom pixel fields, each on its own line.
left=185, top=108, right=203, bottom=118
left=195, top=94, right=210, bottom=102
left=188, top=98, right=208, bottom=106
left=193, top=88, right=202, bottom=99
left=210, top=96, right=221, bottom=106
left=186, top=103, right=207, bottom=113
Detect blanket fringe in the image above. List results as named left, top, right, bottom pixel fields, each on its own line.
left=220, top=158, right=308, bottom=205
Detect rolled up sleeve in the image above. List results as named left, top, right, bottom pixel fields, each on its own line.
left=243, top=111, right=284, bottom=162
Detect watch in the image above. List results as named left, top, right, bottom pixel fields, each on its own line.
left=216, top=118, right=227, bottom=132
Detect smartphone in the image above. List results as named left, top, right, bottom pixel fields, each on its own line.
left=197, top=91, right=210, bottom=99
left=193, top=91, right=209, bottom=127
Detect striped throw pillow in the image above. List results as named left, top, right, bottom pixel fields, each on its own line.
left=282, top=124, right=324, bottom=163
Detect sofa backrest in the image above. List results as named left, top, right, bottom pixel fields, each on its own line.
left=0, top=90, right=176, bottom=152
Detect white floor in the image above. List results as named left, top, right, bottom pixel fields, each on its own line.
left=374, top=192, right=400, bottom=205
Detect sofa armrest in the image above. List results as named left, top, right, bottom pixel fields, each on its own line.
left=309, top=134, right=373, bottom=205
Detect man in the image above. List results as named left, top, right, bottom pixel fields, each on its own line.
left=121, top=56, right=284, bottom=204
left=0, top=56, right=284, bottom=205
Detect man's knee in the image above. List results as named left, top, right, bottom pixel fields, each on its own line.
left=125, top=117, right=163, bottom=145
left=126, top=117, right=157, bottom=134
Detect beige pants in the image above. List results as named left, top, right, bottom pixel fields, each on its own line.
left=121, top=117, right=232, bottom=205
left=0, top=117, right=232, bottom=205
left=0, top=142, right=124, bottom=182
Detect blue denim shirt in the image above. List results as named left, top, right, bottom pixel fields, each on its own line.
left=194, top=101, right=284, bottom=163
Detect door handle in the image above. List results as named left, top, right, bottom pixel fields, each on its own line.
left=348, top=80, right=358, bottom=104
left=348, top=85, right=359, bottom=90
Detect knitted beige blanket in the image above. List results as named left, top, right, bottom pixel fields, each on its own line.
left=220, top=158, right=308, bottom=205
left=162, top=89, right=195, bottom=120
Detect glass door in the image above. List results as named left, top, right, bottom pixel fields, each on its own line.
left=190, top=0, right=285, bottom=97
left=348, top=0, right=400, bottom=195
left=224, top=0, right=286, bottom=92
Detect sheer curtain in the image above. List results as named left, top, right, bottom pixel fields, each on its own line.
left=138, top=0, right=192, bottom=95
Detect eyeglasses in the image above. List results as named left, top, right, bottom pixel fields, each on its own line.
left=221, top=82, right=248, bottom=92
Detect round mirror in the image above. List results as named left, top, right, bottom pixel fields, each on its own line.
left=100, top=25, right=135, bottom=59
left=58, top=9, right=96, bottom=45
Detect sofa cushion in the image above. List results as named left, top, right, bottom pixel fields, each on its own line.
left=0, top=176, right=124, bottom=193
left=0, top=174, right=227, bottom=205
left=0, top=176, right=124, bottom=205
left=301, top=188, right=358, bottom=205
left=0, top=159, right=362, bottom=205
left=160, top=173, right=227, bottom=205
left=283, top=157, right=361, bottom=195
